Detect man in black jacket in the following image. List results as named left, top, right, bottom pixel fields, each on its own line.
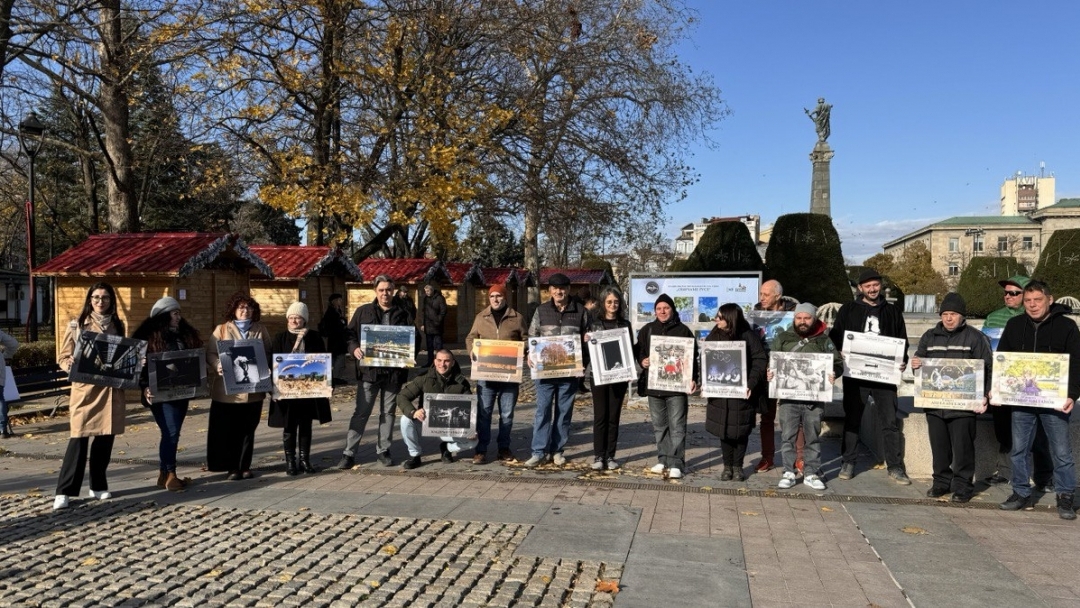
left=396, top=350, right=477, bottom=469
left=337, top=275, right=417, bottom=469
left=997, top=280, right=1080, bottom=520
left=318, top=293, right=349, bottom=387
left=828, top=268, right=910, bottom=484
left=422, top=283, right=447, bottom=367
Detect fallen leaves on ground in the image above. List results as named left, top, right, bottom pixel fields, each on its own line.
left=901, top=526, right=929, bottom=535
left=595, top=579, right=620, bottom=593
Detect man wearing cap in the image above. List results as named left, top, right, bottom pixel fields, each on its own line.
left=768, top=302, right=841, bottom=491
left=337, top=274, right=416, bottom=469
left=829, top=268, right=911, bottom=483
left=752, top=279, right=798, bottom=473
left=984, top=274, right=1054, bottom=488
left=997, top=280, right=1080, bottom=520
left=524, top=273, right=590, bottom=467
left=421, top=283, right=447, bottom=367
left=910, top=293, right=992, bottom=503
left=465, top=284, right=527, bottom=463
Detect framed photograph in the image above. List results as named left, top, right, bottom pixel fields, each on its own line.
left=148, top=348, right=208, bottom=401
left=647, top=335, right=695, bottom=393
left=701, top=341, right=746, bottom=398
left=914, top=357, right=985, bottom=411
left=359, top=325, right=416, bottom=368
left=273, top=353, right=333, bottom=399
left=990, top=352, right=1070, bottom=409
left=769, top=352, right=834, bottom=402
left=841, top=331, right=906, bottom=386
left=747, top=311, right=795, bottom=346
left=69, top=331, right=147, bottom=389
left=588, top=328, right=636, bottom=386
left=471, top=339, right=524, bottom=383
left=218, top=339, right=272, bottom=395
left=528, top=335, right=584, bottom=379
left=421, top=393, right=478, bottom=438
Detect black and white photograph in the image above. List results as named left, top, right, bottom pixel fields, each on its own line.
left=360, top=325, right=416, bottom=368
left=218, top=339, right=272, bottom=395
left=149, top=348, right=208, bottom=401
left=841, top=331, right=906, bottom=386
left=700, top=341, right=747, bottom=398
left=69, top=331, right=147, bottom=389
left=588, top=328, right=636, bottom=386
left=421, top=393, right=478, bottom=438
left=769, top=351, right=833, bottom=402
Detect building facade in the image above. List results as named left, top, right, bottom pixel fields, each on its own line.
left=1000, top=172, right=1055, bottom=216
left=673, top=215, right=760, bottom=259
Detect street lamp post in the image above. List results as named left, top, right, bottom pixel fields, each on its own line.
left=19, top=111, right=45, bottom=343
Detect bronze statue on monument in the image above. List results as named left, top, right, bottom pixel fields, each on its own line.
left=807, top=97, right=833, bottom=216
left=804, top=97, right=832, bottom=143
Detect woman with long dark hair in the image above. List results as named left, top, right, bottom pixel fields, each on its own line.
left=704, top=303, right=768, bottom=481
left=205, top=292, right=272, bottom=480
left=132, top=297, right=204, bottom=491
left=588, top=286, right=636, bottom=471
left=53, top=282, right=127, bottom=510
left=268, top=302, right=332, bottom=475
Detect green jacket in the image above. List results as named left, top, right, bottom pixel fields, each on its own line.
left=395, top=362, right=471, bottom=418
left=983, top=305, right=1023, bottom=329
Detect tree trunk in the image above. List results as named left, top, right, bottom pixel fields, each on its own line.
left=523, top=193, right=540, bottom=323
left=99, top=0, right=138, bottom=232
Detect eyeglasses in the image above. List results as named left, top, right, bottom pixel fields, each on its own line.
left=90, top=295, right=111, bottom=301
left=1004, top=291, right=1023, bottom=297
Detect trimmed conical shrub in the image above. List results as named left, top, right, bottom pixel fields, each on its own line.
left=767, top=213, right=850, bottom=306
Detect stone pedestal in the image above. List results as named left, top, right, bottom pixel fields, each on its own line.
left=809, top=140, right=834, bottom=216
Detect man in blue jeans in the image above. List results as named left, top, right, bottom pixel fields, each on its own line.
left=997, top=280, right=1080, bottom=520
left=524, top=273, right=590, bottom=467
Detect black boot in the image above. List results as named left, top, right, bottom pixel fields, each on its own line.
left=298, top=429, right=318, bottom=473
left=283, top=432, right=299, bottom=476
left=1, top=423, right=13, bottom=438
left=440, top=442, right=455, bottom=464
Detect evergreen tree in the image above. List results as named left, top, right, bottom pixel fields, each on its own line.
left=681, top=222, right=764, bottom=273
left=1033, top=229, right=1080, bottom=299
left=766, top=214, right=850, bottom=305
left=456, top=216, right=525, bottom=267
left=957, top=256, right=1028, bottom=318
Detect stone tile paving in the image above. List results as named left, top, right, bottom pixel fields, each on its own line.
left=0, top=495, right=622, bottom=608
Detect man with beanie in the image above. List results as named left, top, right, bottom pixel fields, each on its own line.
left=910, top=293, right=993, bottom=503
left=421, top=283, right=447, bottom=367
left=338, top=275, right=416, bottom=469
left=829, top=268, right=911, bottom=483
left=636, top=293, right=698, bottom=479
left=997, top=280, right=1080, bottom=520
left=465, top=284, right=526, bottom=463
left=768, top=302, right=841, bottom=491
left=752, top=279, right=798, bottom=473
left=983, top=274, right=1053, bottom=489
left=524, top=273, right=590, bottom=468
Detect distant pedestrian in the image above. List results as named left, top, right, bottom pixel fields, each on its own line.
left=0, top=328, right=19, bottom=438
left=318, top=293, right=350, bottom=386
left=269, top=302, right=332, bottom=475
left=206, top=292, right=272, bottom=480
left=53, top=283, right=127, bottom=510
left=133, top=296, right=204, bottom=491
left=704, top=303, right=766, bottom=481
left=421, top=283, right=447, bottom=367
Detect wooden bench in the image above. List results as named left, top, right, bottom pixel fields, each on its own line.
left=13, top=364, right=71, bottom=416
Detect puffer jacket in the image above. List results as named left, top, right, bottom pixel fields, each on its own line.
left=395, top=360, right=471, bottom=418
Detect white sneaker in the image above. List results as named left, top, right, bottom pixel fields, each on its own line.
left=649, top=463, right=666, bottom=474
left=88, top=489, right=112, bottom=500
left=668, top=468, right=683, bottom=479
left=591, top=459, right=604, bottom=470
left=804, top=475, right=826, bottom=491
left=606, top=460, right=621, bottom=470
left=778, top=471, right=797, bottom=489
left=553, top=453, right=567, bottom=466
left=524, top=455, right=544, bottom=468
left=53, top=495, right=70, bottom=510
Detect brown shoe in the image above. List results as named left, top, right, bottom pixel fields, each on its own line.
left=497, top=448, right=514, bottom=461
left=164, top=472, right=187, bottom=492
left=472, top=453, right=486, bottom=464
left=755, top=460, right=774, bottom=473
left=156, top=471, right=168, bottom=488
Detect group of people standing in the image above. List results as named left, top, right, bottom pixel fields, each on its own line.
left=45, top=267, right=1080, bottom=521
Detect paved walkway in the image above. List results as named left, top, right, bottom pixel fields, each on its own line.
left=0, top=382, right=1076, bottom=607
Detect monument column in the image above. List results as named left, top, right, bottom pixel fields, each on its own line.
left=809, top=141, right=834, bottom=216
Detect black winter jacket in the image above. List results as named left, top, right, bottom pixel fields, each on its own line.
left=423, top=291, right=447, bottom=335
left=914, top=321, right=993, bottom=419
left=395, top=361, right=471, bottom=418
left=998, top=303, right=1080, bottom=401
left=703, top=327, right=767, bottom=440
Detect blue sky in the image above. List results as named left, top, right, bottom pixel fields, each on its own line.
left=671, top=1, right=1080, bottom=262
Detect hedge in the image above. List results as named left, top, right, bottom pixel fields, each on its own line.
left=767, top=213, right=852, bottom=306
left=1033, top=229, right=1080, bottom=299
left=680, top=221, right=764, bottom=273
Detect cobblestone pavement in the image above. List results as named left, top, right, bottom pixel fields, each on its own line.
left=0, top=494, right=620, bottom=608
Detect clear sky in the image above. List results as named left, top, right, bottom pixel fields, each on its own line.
left=671, top=1, right=1080, bottom=262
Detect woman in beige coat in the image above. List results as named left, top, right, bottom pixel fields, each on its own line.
left=205, top=292, right=272, bottom=480
left=54, top=283, right=127, bottom=510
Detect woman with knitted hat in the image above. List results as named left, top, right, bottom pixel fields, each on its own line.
left=132, top=296, right=204, bottom=491
left=268, top=302, right=332, bottom=475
